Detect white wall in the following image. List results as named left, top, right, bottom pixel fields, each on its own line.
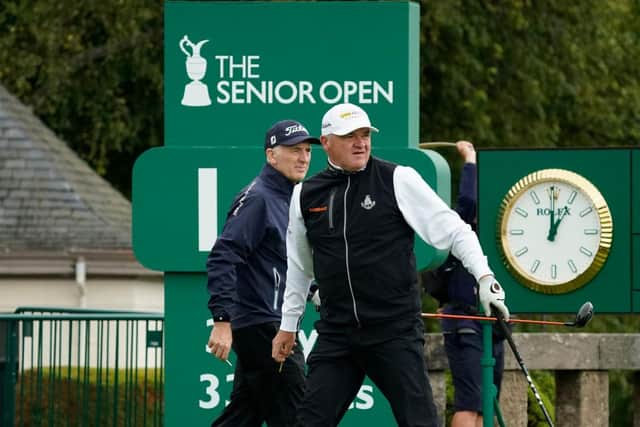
left=0, top=277, right=163, bottom=313
left=0, top=277, right=164, bottom=369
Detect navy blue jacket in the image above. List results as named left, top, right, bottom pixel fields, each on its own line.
left=441, top=162, right=480, bottom=333
left=207, top=164, right=294, bottom=329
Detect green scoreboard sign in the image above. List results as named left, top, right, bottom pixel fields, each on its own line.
left=163, top=1, right=421, bottom=149
left=133, top=2, right=452, bottom=426
left=133, top=147, right=449, bottom=273
left=478, top=148, right=640, bottom=313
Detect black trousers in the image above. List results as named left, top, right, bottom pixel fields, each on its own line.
left=212, top=322, right=305, bottom=427
left=297, top=317, right=440, bottom=427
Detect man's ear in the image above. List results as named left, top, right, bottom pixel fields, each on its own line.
left=266, top=147, right=276, bottom=165
left=320, top=135, right=330, bottom=149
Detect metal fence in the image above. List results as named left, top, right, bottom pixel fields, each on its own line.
left=0, top=307, right=164, bottom=427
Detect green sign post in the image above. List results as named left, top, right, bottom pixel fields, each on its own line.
left=133, top=2, right=454, bottom=425
left=633, top=150, right=640, bottom=308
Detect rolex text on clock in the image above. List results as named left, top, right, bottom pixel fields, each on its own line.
left=497, top=168, right=613, bottom=294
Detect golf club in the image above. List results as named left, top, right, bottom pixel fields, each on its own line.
left=418, top=141, right=457, bottom=149
left=421, top=301, right=594, bottom=328
left=495, top=312, right=555, bottom=427
left=567, top=301, right=594, bottom=327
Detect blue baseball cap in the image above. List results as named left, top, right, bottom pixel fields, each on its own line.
left=264, top=120, right=320, bottom=150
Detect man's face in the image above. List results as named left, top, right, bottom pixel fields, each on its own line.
left=267, top=142, right=312, bottom=182
left=321, top=128, right=371, bottom=172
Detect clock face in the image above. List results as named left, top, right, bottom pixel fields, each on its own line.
left=498, top=169, right=613, bottom=294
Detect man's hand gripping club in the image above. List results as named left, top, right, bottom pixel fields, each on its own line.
left=478, top=275, right=510, bottom=321
left=272, top=330, right=296, bottom=363
left=272, top=283, right=320, bottom=364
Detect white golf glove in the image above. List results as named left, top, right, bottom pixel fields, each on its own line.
left=478, top=276, right=509, bottom=321
left=311, top=289, right=321, bottom=308
left=307, top=281, right=321, bottom=311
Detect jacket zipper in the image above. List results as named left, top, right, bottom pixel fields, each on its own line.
left=328, top=188, right=336, bottom=231
left=272, top=267, right=281, bottom=310
left=342, top=177, right=360, bottom=325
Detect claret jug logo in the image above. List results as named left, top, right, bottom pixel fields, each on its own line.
left=180, top=35, right=212, bottom=107
left=178, top=36, right=395, bottom=107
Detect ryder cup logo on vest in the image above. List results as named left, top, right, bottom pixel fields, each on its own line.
left=361, top=195, right=376, bottom=210
left=178, top=36, right=395, bottom=106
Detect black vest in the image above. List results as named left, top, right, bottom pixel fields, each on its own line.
left=300, top=157, right=419, bottom=326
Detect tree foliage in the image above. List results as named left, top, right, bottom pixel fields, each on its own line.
left=420, top=0, right=640, bottom=148
left=0, top=1, right=163, bottom=197
left=1, top=1, right=639, bottom=196
left=1, top=2, right=639, bottom=197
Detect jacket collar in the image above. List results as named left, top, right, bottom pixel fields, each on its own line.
left=260, top=163, right=295, bottom=197
left=326, top=157, right=371, bottom=176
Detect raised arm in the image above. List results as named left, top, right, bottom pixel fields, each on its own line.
left=394, top=165, right=509, bottom=320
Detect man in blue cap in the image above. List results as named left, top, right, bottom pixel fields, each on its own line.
left=206, top=119, right=320, bottom=427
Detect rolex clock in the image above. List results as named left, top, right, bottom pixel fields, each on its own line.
left=497, top=168, right=613, bottom=294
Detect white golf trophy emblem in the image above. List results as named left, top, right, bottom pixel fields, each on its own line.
left=180, top=35, right=212, bottom=106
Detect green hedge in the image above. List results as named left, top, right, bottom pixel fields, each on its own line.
left=14, top=368, right=163, bottom=427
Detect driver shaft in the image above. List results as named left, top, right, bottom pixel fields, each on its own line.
left=422, top=312, right=573, bottom=327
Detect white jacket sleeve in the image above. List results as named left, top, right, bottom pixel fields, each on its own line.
left=394, top=166, right=493, bottom=281
left=280, top=183, right=315, bottom=332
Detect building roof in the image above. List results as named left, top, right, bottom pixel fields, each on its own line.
left=0, top=83, right=135, bottom=262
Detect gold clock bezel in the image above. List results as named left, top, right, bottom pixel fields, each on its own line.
left=496, top=168, right=613, bottom=294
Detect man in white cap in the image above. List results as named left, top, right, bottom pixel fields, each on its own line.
left=272, top=103, right=509, bottom=427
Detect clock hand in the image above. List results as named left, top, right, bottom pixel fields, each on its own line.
left=549, top=205, right=569, bottom=241
left=547, top=186, right=557, bottom=241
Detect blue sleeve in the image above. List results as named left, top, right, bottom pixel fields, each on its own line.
left=206, top=193, right=267, bottom=320
left=455, top=163, right=477, bottom=225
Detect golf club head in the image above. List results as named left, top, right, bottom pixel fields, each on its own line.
left=570, top=301, right=594, bottom=327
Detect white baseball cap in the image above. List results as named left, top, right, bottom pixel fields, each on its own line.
left=321, top=103, right=379, bottom=136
